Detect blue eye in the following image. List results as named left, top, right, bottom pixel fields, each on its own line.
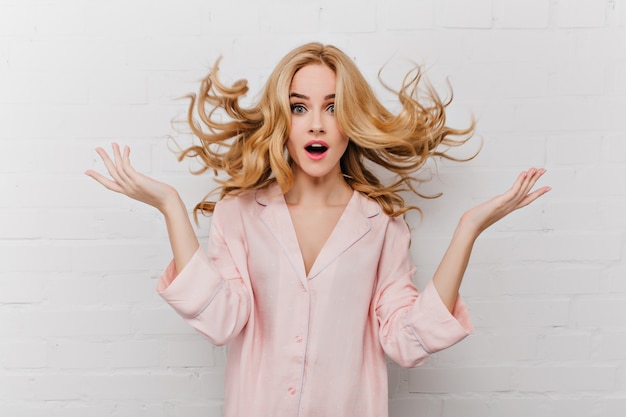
left=291, top=104, right=306, bottom=114
left=327, top=104, right=335, bottom=114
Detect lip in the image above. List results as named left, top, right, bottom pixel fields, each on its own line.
left=304, top=140, right=329, bottom=161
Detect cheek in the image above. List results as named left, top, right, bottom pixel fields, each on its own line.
left=285, top=136, right=298, bottom=159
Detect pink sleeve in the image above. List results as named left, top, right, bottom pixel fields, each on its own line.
left=405, top=280, right=473, bottom=354
left=375, top=217, right=473, bottom=368
left=156, top=204, right=251, bottom=346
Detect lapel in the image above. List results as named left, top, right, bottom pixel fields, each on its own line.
left=256, top=184, right=381, bottom=286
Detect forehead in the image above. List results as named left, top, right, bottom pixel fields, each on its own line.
left=290, top=64, right=336, bottom=92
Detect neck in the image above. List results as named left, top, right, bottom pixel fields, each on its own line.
left=285, top=170, right=352, bottom=207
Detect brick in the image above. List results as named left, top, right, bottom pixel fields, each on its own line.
left=409, top=366, right=512, bottom=393
left=557, top=0, right=607, bottom=28
left=436, top=0, right=493, bottom=28
left=515, top=365, right=615, bottom=391
left=34, top=1, right=87, bottom=36
left=0, top=209, right=44, bottom=239
left=434, top=331, right=538, bottom=363
left=493, top=0, right=550, bottom=28
left=0, top=71, right=88, bottom=105
left=174, top=403, right=224, bottom=417
left=537, top=332, right=592, bottom=360
left=20, top=309, right=134, bottom=338
left=89, top=71, right=148, bottom=105
left=167, top=339, right=214, bottom=367
left=547, top=133, right=602, bottom=165
left=0, top=376, right=36, bottom=401
left=383, top=0, right=435, bottom=30
left=0, top=273, right=47, bottom=303
left=552, top=397, right=607, bottom=417
left=0, top=3, right=35, bottom=36
left=451, top=63, right=550, bottom=100
left=208, top=2, right=261, bottom=34
left=97, top=273, right=160, bottom=306
left=0, top=340, right=47, bottom=369
left=608, top=265, right=626, bottom=293
left=573, top=297, right=626, bottom=327
left=489, top=398, right=554, bottom=417
left=321, top=0, right=377, bottom=33
left=108, top=339, right=162, bottom=368
left=132, top=307, right=198, bottom=336
left=595, top=332, right=626, bottom=360
left=607, top=397, right=626, bottom=417
left=513, top=233, right=622, bottom=262
left=69, top=241, right=171, bottom=273
left=0, top=242, right=71, bottom=273
left=389, top=396, right=442, bottom=416
left=444, top=397, right=552, bottom=417
left=606, top=133, right=626, bottom=162
left=261, top=3, right=321, bottom=33
left=200, top=370, right=226, bottom=399
left=48, top=340, right=108, bottom=369
left=552, top=63, right=607, bottom=96
left=468, top=297, right=570, bottom=328
left=498, top=264, right=603, bottom=295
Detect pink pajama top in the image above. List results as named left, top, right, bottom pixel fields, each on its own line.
left=157, top=184, right=473, bottom=417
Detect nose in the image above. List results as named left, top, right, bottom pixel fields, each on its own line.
left=309, top=111, right=325, bottom=134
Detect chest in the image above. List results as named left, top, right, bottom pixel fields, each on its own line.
left=287, top=205, right=346, bottom=276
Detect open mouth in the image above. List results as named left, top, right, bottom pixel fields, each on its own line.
left=305, top=143, right=328, bottom=154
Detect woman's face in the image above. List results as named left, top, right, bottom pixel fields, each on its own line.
left=286, top=64, right=349, bottom=182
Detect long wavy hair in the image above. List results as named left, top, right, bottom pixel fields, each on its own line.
left=179, top=42, right=475, bottom=218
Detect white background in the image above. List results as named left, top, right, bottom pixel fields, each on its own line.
left=1, top=0, right=625, bottom=416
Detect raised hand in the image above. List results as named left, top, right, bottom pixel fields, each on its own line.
left=86, top=143, right=200, bottom=271
left=433, top=168, right=550, bottom=312
left=461, top=167, right=551, bottom=238
left=85, top=143, right=179, bottom=213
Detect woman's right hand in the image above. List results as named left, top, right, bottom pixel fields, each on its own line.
left=85, top=143, right=179, bottom=213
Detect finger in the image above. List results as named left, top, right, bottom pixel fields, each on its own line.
left=524, top=168, right=546, bottom=188
left=516, top=185, right=551, bottom=209
left=518, top=168, right=547, bottom=201
left=502, top=170, right=534, bottom=205
left=120, top=145, right=138, bottom=179
left=111, top=143, right=133, bottom=185
left=95, top=146, right=126, bottom=185
left=512, top=168, right=546, bottom=202
left=84, top=169, right=125, bottom=194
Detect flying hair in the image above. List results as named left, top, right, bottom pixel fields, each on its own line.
left=178, top=42, right=476, bottom=220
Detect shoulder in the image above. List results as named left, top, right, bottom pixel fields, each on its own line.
left=213, top=184, right=281, bottom=217
left=211, top=190, right=258, bottom=226
left=357, top=192, right=411, bottom=238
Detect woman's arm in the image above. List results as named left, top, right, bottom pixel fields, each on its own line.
left=85, top=143, right=199, bottom=273
left=432, top=168, right=551, bottom=312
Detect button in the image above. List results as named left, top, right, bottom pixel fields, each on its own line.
left=299, top=284, right=307, bottom=293
left=288, top=387, right=297, bottom=396
left=294, top=336, right=303, bottom=343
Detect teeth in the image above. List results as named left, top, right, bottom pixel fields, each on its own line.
left=310, top=144, right=324, bottom=148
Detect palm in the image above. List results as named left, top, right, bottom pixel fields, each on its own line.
left=463, top=168, right=550, bottom=235
left=85, top=143, right=178, bottom=212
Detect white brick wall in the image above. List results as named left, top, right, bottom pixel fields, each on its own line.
left=1, top=0, right=624, bottom=416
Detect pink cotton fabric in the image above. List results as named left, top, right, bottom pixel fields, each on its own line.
left=157, top=184, right=473, bottom=417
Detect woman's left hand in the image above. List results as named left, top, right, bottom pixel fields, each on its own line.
left=461, top=168, right=551, bottom=237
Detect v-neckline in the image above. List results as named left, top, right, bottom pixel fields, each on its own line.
left=284, top=190, right=356, bottom=277
left=257, top=185, right=378, bottom=285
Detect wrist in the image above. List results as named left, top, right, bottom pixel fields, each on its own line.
left=455, top=213, right=483, bottom=242
left=158, top=189, right=185, bottom=217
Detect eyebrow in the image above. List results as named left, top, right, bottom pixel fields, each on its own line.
left=289, top=93, right=336, bottom=100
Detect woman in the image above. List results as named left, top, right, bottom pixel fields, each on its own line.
left=86, top=42, right=549, bottom=416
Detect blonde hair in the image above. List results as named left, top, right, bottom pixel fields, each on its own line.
left=180, top=42, right=475, bottom=218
